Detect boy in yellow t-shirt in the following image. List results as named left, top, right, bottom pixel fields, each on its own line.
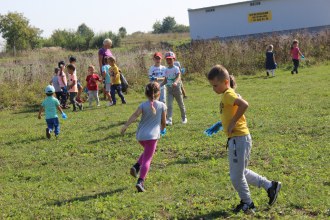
left=207, top=65, right=281, bottom=214
left=109, top=56, right=126, bottom=105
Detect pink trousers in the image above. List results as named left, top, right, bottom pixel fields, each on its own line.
left=137, top=139, right=158, bottom=180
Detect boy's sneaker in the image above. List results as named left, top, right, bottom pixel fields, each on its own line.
left=122, top=100, right=127, bottom=104
left=78, top=103, right=83, bottom=110
left=166, top=120, right=172, bottom=126
left=291, top=71, right=294, bottom=75
left=108, top=102, right=114, bottom=106
left=233, top=201, right=255, bottom=214
left=182, top=118, right=188, bottom=124
left=267, top=181, right=281, bottom=205
left=46, top=128, right=51, bottom=139
left=136, top=178, right=145, bottom=192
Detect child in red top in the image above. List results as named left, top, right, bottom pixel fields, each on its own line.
left=86, top=65, right=102, bottom=107
left=290, top=39, right=304, bottom=74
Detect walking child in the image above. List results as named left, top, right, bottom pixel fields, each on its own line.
left=109, top=56, right=126, bottom=105
left=67, top=64, right=83, bottom=111
left=173, top=56, right=188, bottom=98
left=160, top=51, right=187, bottom=125
left=207, top=65, right=281, bottom=213
left=57, top=61, right=69, bottom=108
left=148, top=52, right=166, bottom=103
left=86, top=65, right=102, bottom=107
left=121, top=82, right=167, bottom=192
left=69, top=56, right=83, bottom=103
left=50, top=67, right=61, bottom=100
left=38, top=85, right=67, bottom=139
left=265, top=44, right=277, bottom=77
left=102, top=56, right=114, bottom=106
left=290, top=39, right=304, bottom=74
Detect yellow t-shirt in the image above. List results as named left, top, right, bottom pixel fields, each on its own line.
left=111, top=64, right=121, bottom=85
left=220, top=88, right=250, bottom=138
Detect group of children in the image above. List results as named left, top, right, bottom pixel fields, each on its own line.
left=38, top=47, right=282, bottom=214
left=265, top=39, right=304, bottom=77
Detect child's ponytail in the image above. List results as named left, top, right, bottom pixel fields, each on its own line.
left=145, top=82, right=160, bottom=115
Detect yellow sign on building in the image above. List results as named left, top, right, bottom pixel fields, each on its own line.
left=248, top=11, right=272, bottom=23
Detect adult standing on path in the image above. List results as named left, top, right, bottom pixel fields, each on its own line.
left=99, top=39, right=113, bottom=99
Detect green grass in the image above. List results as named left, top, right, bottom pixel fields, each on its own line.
left=0, top=64, right=329, bottom=219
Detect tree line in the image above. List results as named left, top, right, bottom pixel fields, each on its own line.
left=0, top=12, right=189, bottom=52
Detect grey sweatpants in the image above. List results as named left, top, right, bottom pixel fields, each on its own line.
left=228, top=135, right=272, bottom=204
left=166, top=84, right=186, bottom=123
left=88, top=90, right=99, bottom=106
left=69, top=92, right=79, bottom=110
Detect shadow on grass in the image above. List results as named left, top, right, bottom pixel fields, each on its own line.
left=4, top=136, right=45, bottom=145
left=94, top=120, right=126, bottom=131
left=87, top=131, right=135, bottom=144
left=181, top=210, right=230, bottom=220
left=12, top=105, right=40, bottom=114
left=165, top=150, right=227, bottom=167
left=48, top=187, right=127, bottom=206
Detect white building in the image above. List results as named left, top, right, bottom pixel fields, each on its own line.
left=188, top=0, right=330, bottom=40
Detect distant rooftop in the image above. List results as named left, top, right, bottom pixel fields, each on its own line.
left=188, top=0, right=264, bottom=11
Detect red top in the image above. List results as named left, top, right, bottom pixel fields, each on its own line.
left=86, top=74, right=100, bottom=91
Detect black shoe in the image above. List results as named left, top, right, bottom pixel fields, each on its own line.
left=291, top=71, right=294, bottom=75
left=136, top=178, right=145, bottom=192
left=267, top=181, right=282, bottom=205
left=122, top=100, right=127, bottom=104
left=296, top=71, right=298, bottom=74
left=266, top=72, right=269, bottom=76
left=233, top=200, right=255, bottom=214
left=46, top=128, right=51, bottom=139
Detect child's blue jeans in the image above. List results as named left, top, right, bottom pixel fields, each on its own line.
left=46, top=117, right=60, bottom=136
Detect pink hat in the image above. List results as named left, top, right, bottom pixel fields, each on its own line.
left=165, top=51, right=176, bottom=59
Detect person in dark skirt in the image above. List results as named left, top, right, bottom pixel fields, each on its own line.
left=265, top=44, right=277, bottom=77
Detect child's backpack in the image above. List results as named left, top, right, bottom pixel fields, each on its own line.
left=119, top=70, right=129, bottom=93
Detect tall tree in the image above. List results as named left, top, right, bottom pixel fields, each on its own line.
left=0, top=12, right=42, bottom=53
left=161, top=16, right=176, bottom=33
left=77, top=23, right=94, bottom=50
left=118, top=27, right=127, bottom=38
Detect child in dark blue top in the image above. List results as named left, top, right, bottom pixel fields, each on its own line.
left=265, top=44, right=277, bottom=77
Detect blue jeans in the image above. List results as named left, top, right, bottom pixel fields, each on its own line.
left=110, top=84, right=126, bottom=104
left=46, top=118, right=60, bottom=136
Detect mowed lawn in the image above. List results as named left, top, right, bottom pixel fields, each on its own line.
left=0, top=64, right=329, bottom=219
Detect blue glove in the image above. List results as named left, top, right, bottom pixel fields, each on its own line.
left=204, top=121, right=223, bottom=136
left=149, top=76, right=156, bottom=81
left=61, top=112, right=67, bottom=119
left=301, top=55, right=305, bottom=59
left=160, top=128, right=166, bottom=137
left=181, top=68, right=186, bottom=74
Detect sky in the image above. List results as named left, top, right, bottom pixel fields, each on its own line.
left=0, top=0, right=248, bottom=38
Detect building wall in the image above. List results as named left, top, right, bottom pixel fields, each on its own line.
left=188, top=0, right=330, bottom=39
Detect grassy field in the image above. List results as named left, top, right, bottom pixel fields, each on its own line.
left=0, top=64, right=329, bottom=219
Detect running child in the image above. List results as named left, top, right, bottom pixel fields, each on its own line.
left=265, top=44, right=277, bottom=77
left=121, top=82, right=167, bottom=192
left=67, top=64, right=83, bottom=111
left=207, top=65, right=281, bottom=214
left=109, top=56, right=126, bottom=105
left=102, top=56, right=114, bottom=106
left=148, top=52, right=166, bottom=103
left=290, top=39, right=304, bottom=74
left=86, top=65, right=102, bottom=107
left=160, top=51, right=187, bottom=125
left=38, top=85, right=66, bottom=139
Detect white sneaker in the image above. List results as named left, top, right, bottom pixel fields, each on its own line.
left=97, top=104, right=101, bottom=107
left=166, top=120, right=172, bottom=126
left=182, top=118, right=188, bottom=124
left=108, top=102, right=113, bottom=106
